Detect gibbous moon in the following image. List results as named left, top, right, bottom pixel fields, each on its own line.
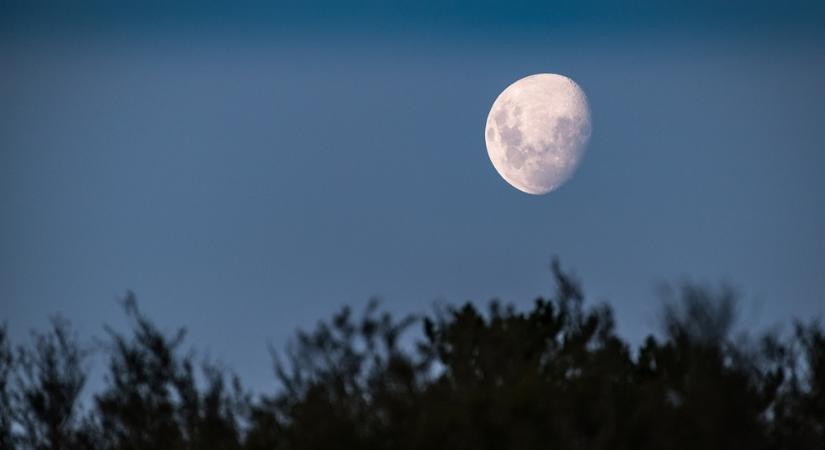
left=485, top=73, right=591, bottom=195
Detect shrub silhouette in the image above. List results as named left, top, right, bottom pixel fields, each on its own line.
left=1, top=261, right=823, bottom=449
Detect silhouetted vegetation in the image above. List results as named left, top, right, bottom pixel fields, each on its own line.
left=1, top=261, right=823, bottom=449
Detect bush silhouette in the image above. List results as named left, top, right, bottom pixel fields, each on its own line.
left=1, top=260, right=823, bottom=449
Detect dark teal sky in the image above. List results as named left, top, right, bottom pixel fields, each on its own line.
left=2, top=1, right=824, bottom=392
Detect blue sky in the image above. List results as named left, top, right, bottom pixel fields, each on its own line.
left=2, top=1, right=824, bottom=392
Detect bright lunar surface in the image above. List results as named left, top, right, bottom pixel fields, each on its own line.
left=485, top=73, right=591, bottom=195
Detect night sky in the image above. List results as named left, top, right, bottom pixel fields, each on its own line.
left=2, top=1, right=824, bottom=392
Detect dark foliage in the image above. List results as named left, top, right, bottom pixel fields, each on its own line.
left=1, top=261, right=823, bottom=449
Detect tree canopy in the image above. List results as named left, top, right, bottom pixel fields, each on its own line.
left=1, top=261, right=823, bottom=450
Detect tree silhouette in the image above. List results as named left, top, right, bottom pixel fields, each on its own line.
left=5, top=317, right=88, bottom=450
left=0, top=327, right=14, bottom=449
left=0, top=261, right=823, bottom=449
left=90, top=293, right=244, bottom=450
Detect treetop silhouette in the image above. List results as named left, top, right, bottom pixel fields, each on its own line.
left=1, top=260, right=823, bottom=449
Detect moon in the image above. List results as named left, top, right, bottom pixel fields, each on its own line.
left=485, top=73, right=591, bottom=195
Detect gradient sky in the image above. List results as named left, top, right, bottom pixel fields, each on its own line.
left=2, top=1, right=824, bottom=392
